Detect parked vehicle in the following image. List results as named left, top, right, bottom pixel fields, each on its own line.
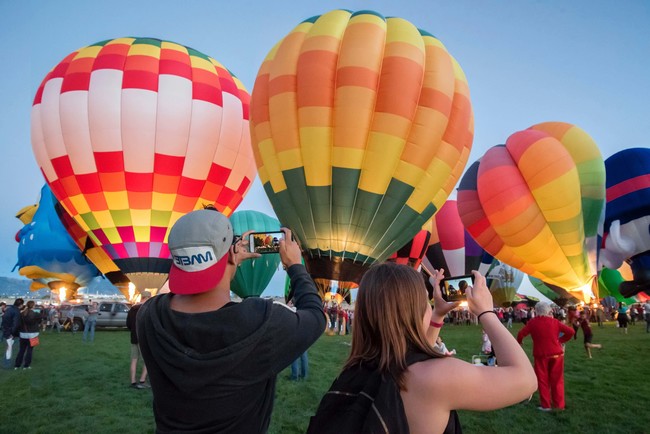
left=58, top=302, right=131, bottom=332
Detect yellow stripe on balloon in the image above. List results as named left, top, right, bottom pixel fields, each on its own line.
left=104, top=191, right=129, bottom=209
left=73, top=45, right=103, bottom=60
left=68, top=194, right=91, bottom=215
left=190, top=56, right=216, bottom=73
left=133, top=226, right=150, bottom=243
left=160, top=41, right=187, bottom=54
left=129, top=209, right=152, bottom=227
left=331, top=147, right=364, bottom=169
left=92, top=210, right=116, bottom=229
left=105, top=37, right=136, bottom=46
left=300, top=127, right=332, bottom=187
left=128, top=43, right=161, bottom=58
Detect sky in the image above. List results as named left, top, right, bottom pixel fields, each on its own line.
left=1, top=0, right=648, bottom=298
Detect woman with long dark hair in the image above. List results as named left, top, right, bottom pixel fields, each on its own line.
left=309, top=263, right=537, bottom=433
left=15, top=300, right=40, bottom=369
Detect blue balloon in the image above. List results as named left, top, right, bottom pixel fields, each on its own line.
left=15, top=185, right=101, bottom=289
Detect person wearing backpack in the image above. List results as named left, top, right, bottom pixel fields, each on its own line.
left=308, top=264, right=537, bottom=433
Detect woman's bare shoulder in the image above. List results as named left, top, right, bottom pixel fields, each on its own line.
left=406, top=357, right=471, bottom=394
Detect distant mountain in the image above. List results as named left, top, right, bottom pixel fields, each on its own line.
left=0, top=275, right=122, bottom=299
left=0, top=276, right=40, bottom=297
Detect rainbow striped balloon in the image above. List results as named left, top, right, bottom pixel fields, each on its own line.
left=457, top=123, right=605, bottom=300
left=250, top=10, right=473, bottom=282
left=31, top=37, right=256, bottom=290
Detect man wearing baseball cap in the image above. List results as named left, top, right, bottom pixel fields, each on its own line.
left=136, top=208, right=326, bottom=433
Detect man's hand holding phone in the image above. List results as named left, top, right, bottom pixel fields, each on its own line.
left=233, top=230, right=262, bottom=264
left=278, top=228, right=302, bottom=269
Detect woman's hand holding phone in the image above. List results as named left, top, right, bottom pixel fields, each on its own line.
left=465, top=270, right=494, bottom=316
left=429, top=268, right=461, bottom=318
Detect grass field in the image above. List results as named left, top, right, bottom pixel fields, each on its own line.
left=1, top=320, right=648, bottom=434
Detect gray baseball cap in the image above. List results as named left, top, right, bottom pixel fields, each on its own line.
left=167, top=209, right=233, bottom=294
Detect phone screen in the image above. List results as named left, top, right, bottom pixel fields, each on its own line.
left=439, top=274, right=474, bottom=302
left=249, top=231, right=284, bottom=254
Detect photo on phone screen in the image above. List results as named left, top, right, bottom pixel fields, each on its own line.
left=440, top=274, right=475, bottom=302
left=249, top=231, right=284, bottom=254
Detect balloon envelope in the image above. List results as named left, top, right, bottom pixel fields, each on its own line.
left=599, top=148, right=650, bottom=297
left=485, top=260, right=523, bottom=307
left=425, top=200, right=493, bottom=277
left=230, top=210, right=281, bottom=298
left=458, top=123, right=605, bottom=300
left=387, top=230, right=431, bottom=270
left=31, top=37, right=256, bottom=290
left=15, top=185, right=101, bottom=291
left=250, top=10, right=473, bottom=283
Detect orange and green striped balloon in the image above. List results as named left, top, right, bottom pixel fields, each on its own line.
left=31, top=37, right=256, bottom=290
left=457, top=123, right=605, bottom=299
left=250, top=10, right=473, bottom=282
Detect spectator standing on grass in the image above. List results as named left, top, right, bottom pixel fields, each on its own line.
left=83, top=302, right=99, bottom=342
left=2, top=298, right=23, bottom=367
left=308, top=266, right=536, bottom=433
left=617, top=302, right=629, bottom=334
left=137, top=209, right=326, bottom=433
left=517, top=301, right=574, bottom=411
left=14, top=300, right=40, bottom=370
left=127, top=291, right=151, bottom=389
left=63, top=306, right=75, bottom=333
left=290, top=351, right=309, bottom=381
left=48, top=307, right=62, bottom=332
left=644, top=299, right=650, bottom=333
left=286, top=299, right=311, bottom=381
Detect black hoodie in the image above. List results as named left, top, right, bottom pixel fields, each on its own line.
left=137, top=264, right=326, bottom=433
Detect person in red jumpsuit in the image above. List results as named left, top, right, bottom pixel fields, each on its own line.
left=517, top=301, right=575, bottom=411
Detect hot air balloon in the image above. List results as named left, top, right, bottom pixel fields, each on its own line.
left=528, top=276, right=580, bottom=307
left=285, top=275, right=355, bottom=305
left=387, top=230, right=431, bottom=269
left=485, top=260, right=523, bottom=307
left=230, top=210, right=281, bottom=298
left=599, top=148, right=650, bottom=297
left=597, top=268, right=636, bottom=304
left=250, top=10, right=473, bottom=284
left=31, top=37, right=256, bottom=291
left=424, top=200, right=493, bottom=277
left=457, top=122, right=605, bottom=302
left=14, top=185, right=101, bottom=294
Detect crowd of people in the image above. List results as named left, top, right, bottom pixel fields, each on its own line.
left=2, top=207, right=649, bottom=433
left=324, top=302, right=354, bottom=336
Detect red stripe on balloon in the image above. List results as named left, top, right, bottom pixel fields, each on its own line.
left=159, top=59, right=192, bottom=80
left=124, top=172, right=154, bottom=192
left=61, top=72, right=91, bottom=93
left=606, top=174, right=650, bottom=202
left=76, top=173, right=103, bottom=194
left=154, top=153, right=184, bottom=176
left=122, top=70, right=158, bottom=91
left=436, top=201, right=464, bottom=250
left=92, top=54, right=128, bottom=71
left=95, top=152, right=124, bottom=172
left=51, top=155, right=75, bottom=178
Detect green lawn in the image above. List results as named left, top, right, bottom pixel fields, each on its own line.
left=1, top=321, right=648, bottom=434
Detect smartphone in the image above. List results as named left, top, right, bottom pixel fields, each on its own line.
left=248, top=231, right=284, bottom=254
left=439, top=274, right=474, bottom=302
